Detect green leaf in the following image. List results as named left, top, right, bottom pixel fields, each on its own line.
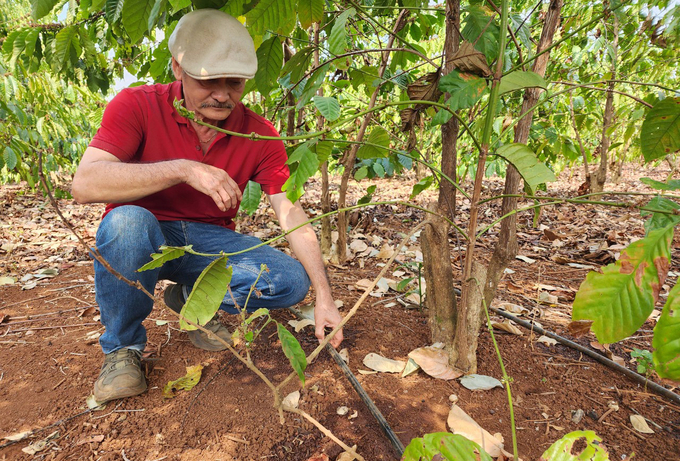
left=3, top=146, right=18, bottom=171
left=297, top=0, right=323, bottom=29
left=312, top=96, right=341, bottom=121
left=328, top=8, right=355, bottom=56
left=122, top=0, right=155, bottom=44
left=461, top=5, right=499, bottom=62
left=438, top=70, right=487, bottom=112
left=642, top=197, right=680, bottom=234
left=402, top=432, right=492, bottom=461
left=494, top=143, right=556, bottom=193
left=282, top=142, right=319, bottom=202
left=354, top=166, right=368, bottom=181
left=106, top=0, right=125, bottom=22
left=138, top=245, right=192, bottom=271
left=246, top=0, right=296, bottom=36
left=277, top=322, right=307, bottom=385
left=640, top=97, right=680, bottom=162
left=358, top=184, right=376, bottom=205
left=296, top=64, right=328, bottom=109
left=254, top=37, right=283, bottom=96
left=653, top=282, right=680, bottom=381
left=280, top=46, right=314, bottom=83
left=239, top=181, right=262, bottom=216
left=573, top=226, right=674, bottom=344
left=53, top=26, right=81, bottom=71
left=498, top=70, right=547, bottom=95
left=357, top=127, right=390, bottom=159
left=313, top=140, right=333, bottom=163
left=540, top=431, right=609, bottom=460
left=640, top=177, right=680, bottom=191
left=180, top=257, right=232, bottom=331
left=410, top=175, right=433, bottom=199
left=31, top=0, right=60, bottom=19
left=245, top=307, right=270, bottom=325
left=148, top=0, right=165, bottom=30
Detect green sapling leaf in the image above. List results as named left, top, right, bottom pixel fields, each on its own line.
left=277, top=322, right=307, bottom=385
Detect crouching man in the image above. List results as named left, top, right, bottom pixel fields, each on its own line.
left=72, top=8, right=343, bottom=403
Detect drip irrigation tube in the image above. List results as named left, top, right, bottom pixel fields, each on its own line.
left=326, top=344, right=406, bottom=457
left=491, top=307, right=680, bottom=406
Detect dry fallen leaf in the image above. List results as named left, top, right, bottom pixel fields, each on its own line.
left=338, top=348, right=349, bottom=364
left=407, top=346, right=463, bottom=380
left=288, top=318, right=315, bottom=333
left=75, top=434, right=105, bottom=446
left=630, top=414, right=654, bottom=434
left=538, top=291, right=558, bottom=304
left=375, top=244, right=395, bottom=259
left=362, top=353, right=405, bottom=373
left=516, top=255, right=536, bottom=264
left=354, top=279, right=373, bottom=291
left=536, top=335, right=557, bottom=346
left=3, top=430, right=32, bottom=442
left=447, top=404, right=505, bottom=457
left=491, top=320, right=523, bottom=336
left=401, top=358, right=420, bottom=377
left=349, top=239, right=368, bottom=253
left=162, top=364, right=204, bottom=399
left=495, top=302, right=528, bottom=315
left=567, top=320, right=593, bottom=337
left=336, top=445, right=359, bottom=461
left=337, top=406, right=349, bottom=416
left=283, top=391, right=300, bottom=409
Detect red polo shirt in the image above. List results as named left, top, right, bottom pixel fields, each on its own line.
left=89, top=81, right=289, bottom=229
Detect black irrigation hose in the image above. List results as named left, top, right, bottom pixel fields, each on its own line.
left=326, top=343, right=406, bottom=457
left=491, top=307, right=680, bottom=406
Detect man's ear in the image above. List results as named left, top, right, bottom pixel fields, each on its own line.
left=171, top=57, right=183, bottom=81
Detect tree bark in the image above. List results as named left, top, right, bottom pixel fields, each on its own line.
left=590, top=14, right=618, bottom=193
left=422, top=0, right=459, bottom=346
left=336, top=10, right=409, bottom=263
left=482, top=0, right=564, bottom=311
left=311, top=24, right=333, bottom=258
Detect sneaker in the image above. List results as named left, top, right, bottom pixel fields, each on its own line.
left=163, top=283, right=232, bottom=351
left=93, top=348, right=147, bottom=402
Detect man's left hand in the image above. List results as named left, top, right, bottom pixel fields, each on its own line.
left=314, top=298, right=344, bottom=348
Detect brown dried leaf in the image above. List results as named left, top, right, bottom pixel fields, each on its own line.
left=75, top=434, right=105, bottom=446
left=630, top=414, right=654, bottom=434
left=491, top=320, right=523, bottom=336
left=567, top=320, right=593, bottom=337
left=450, top=42, right=492, bottom=77
left=447, top=405, right=504, bottom=457
left=408, top=346, right=463, bottom=380
left=406, top=72, right=441, bottom=101
left=362, top=353, right=405, bottom=373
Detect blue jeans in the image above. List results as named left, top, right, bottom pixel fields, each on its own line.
left=94, top=205, right=310, bottom=354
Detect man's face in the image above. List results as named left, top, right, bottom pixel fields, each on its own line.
left=172, top=59, right=245, bottom=123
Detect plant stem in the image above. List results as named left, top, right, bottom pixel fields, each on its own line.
left=475, top=278, right=518, bottom=460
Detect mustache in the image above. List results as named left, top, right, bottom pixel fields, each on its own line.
left=200, top=102, right=235, bottom=109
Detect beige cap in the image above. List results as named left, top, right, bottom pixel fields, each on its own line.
left=168, top=9, right=257, bottom=80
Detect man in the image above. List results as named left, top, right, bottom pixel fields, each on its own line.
left=72, top=9, right=344, bottom=403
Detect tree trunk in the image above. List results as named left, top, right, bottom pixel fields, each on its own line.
left=336, top=10, right=409, bottom=263
left=482, top=0, right=564, bottom=310
left=422, top=0, right=459, bottom=346
left=570, top=96, right=590, bottom=186
left=284, top=42, right=296, bottom=138
left=590, top=14, right=618, bottom=193
left=312, top=24, right=333, bottom=258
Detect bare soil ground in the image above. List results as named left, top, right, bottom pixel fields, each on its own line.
left=1, top=165, right=679, bottom=460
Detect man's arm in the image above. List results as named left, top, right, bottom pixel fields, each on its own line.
left=268, top=192, right=343, bottom=348
left=72, top=147, right=242, bottom=210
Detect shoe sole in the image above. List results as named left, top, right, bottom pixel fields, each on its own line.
left=93, top=381, right=147, bottom=403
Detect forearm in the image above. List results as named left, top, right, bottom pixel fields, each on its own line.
left=73, top=157, right=188, bottom=204
left=285, top=224, right=333, bottom=300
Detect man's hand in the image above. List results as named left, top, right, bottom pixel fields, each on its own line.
left=183, top=162, right=242, bottom=211
left=314, top=297, right=344, bottom=348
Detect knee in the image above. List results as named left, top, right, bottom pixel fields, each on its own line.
left=97, top=206, right=163, bottom=249
left=276, top=260, right=310, bottom=306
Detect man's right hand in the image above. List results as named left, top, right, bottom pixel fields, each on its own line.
left=183, top=161, right=242, bottom=211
